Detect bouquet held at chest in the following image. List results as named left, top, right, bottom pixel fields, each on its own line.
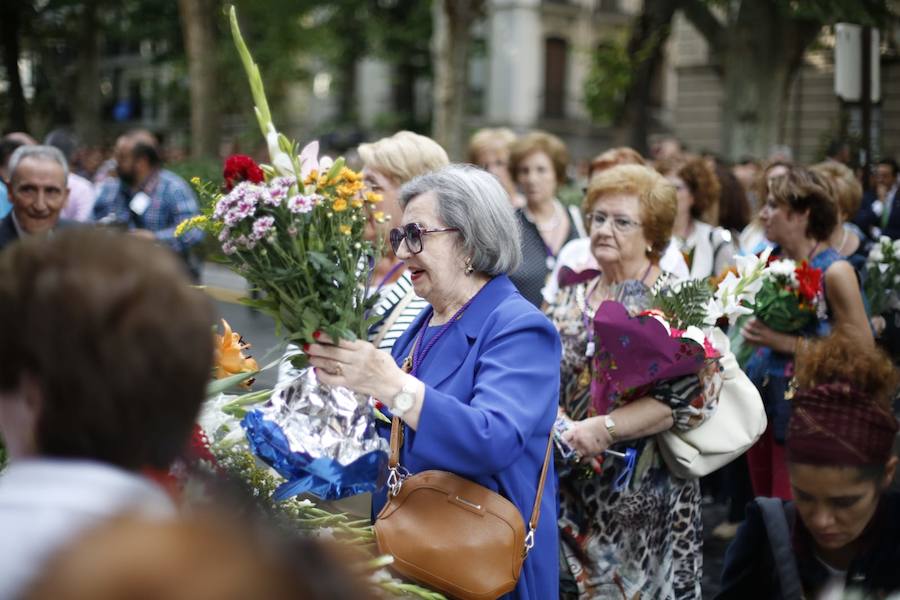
left=179, top=7, right=390, bottom=503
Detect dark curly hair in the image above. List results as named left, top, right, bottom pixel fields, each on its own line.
left=795, top=328, right=898, bottom=410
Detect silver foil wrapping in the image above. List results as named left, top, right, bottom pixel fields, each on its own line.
left=258, top=366, right=388, bottom=465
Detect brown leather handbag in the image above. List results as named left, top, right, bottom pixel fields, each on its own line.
left=374, top=417, right=553, bottom=600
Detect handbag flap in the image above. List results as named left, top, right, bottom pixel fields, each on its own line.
left=375, top=470, right=524, bottom=599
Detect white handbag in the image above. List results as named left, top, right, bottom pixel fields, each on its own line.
left=657, top=329, right=767, bottom=479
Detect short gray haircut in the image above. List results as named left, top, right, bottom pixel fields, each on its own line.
left=399, top=164, right=522, bottom=275
left=8, top=145, right=69, bottom=184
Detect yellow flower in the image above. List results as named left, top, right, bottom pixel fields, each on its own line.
left=332, top=198, right=348, bottom=212
left=190, top=176, right=201, bottom=186
left=373, top=210, right=386, bottom=223
left=339, top=224, right=352, bottom=235
left=214, top=319, right=259, bottom=388
left=365, top=192, right=383, bottom=204
left=351, top=198, right=364, bottom=209
left=339, top=166, right=362, bottom=183
left=304, top=170, right=319, bottom=186
left=175, top=215, right=208, bottom=238
left=337, top=184, right=357, bottom=198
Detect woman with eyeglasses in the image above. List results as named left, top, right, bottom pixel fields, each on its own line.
left=305, top=165, right=562, bottom=599
left=545, top=165, right=714, bottom=599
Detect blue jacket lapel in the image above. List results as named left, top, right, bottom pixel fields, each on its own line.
left=407, top=275, right=518, bottom=389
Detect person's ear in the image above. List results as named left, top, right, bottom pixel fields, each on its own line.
left=881, top=455, right=898, bottom=491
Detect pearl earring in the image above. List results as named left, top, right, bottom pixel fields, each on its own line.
left=464, top=257, right=475, bottom=275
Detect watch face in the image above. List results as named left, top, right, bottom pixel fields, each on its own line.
left=394, top=391, right=414, bottom=412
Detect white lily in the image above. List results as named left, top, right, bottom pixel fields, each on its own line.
left=266, top=123, right=296, bottom=177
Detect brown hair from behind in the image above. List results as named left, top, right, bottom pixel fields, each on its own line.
left=768, top=166, right=838, bottom=241
left=582, top=164, right=676, bottom=262
left=508, top=130, right=569, bottom=184
left=716, top=163, right=751, bottom=232
left=0, top=229, right=214, bottom=470
left=23, top=513, right=376, bottom=600
left=810, top=161, right=864, bottom=221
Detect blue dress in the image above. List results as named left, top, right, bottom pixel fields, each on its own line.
left=374, top=275, right=561, bottom=600
left=745, top=248, right=842, bottom=442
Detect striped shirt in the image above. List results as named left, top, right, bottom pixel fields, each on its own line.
left=276, top=270, right=428, bottom=384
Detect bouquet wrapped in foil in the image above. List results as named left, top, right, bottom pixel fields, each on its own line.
left=242, top=367, right=388, bottom=501
left=179, top=11, right=389, bottom=502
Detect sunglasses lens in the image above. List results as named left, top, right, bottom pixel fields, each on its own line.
left=389, top=228, right=403, bottom=253
left=406, top=224, right=423, bottom=254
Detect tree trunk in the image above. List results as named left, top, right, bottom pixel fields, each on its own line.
left=73, top=2, right=103, bottom=146
left=617, top=0, right=680, bottom=155
left=682, top=0, right=822, bottom=160
left=0, top=0, right=29, bottom=132
left=178, top=0, right=219, bottom=159
left=431, top=0, right=482, bottom=161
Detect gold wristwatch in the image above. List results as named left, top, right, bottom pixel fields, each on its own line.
left=604, top=415, right=618, bottom=442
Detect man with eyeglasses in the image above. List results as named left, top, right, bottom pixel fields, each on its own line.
left=0, top=145, right=78, bottom=251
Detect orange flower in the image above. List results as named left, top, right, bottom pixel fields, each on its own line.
left=214, top=319, right=259, bottom=387
left=332, top=198, right=348, bottom=212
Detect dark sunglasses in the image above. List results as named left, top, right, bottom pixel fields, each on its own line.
left=389, top=223, right=459, bottom=254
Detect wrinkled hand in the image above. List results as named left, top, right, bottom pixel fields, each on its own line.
left=305, top=333, right=403, bottom=400
left=561, top=415, right=614, bottom=459
left=741, top=318, right=795, bottom=354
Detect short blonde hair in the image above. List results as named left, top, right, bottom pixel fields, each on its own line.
left=582, top=164, right=676, bottom=263
left=467, top=128, right=517, bottom=164
left=810, top=161, right=863, bottom=220
left=357, top=131, right=449, bottom=185
left=509, top=130, right=569, bottom=184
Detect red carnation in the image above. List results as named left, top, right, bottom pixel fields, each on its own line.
left=223, top=154, right=264, bottom=191
left=795, top=260, right=822, bottom=302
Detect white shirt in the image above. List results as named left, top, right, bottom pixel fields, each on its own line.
left=542, top=237, right=690, bottom=305
left=0, top=459, right=175, bottom=599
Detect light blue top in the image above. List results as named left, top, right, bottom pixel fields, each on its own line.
left=0, top=181, right=12, bottom=219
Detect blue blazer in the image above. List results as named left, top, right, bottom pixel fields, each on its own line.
left=374, top=275, right=561, bottom=600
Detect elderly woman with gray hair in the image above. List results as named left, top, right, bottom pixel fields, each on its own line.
left=306, top=164, right=561, bottom=599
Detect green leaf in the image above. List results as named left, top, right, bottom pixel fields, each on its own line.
left=206, top=370, right=259, bottom=397
left=325, top=156, right=345, bottom=181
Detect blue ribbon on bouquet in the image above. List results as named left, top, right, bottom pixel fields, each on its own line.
left=241, top=410, right=388, bottom=501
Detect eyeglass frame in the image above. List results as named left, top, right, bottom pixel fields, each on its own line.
left=389, top=222, right=459, bottom=254
left=588, top=211, right=643, bottom=233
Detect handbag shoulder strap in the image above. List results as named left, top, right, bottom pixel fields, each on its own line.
left=755, top=497, right=802, bottom=600
left=388, top=416, right=553, bottom=554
